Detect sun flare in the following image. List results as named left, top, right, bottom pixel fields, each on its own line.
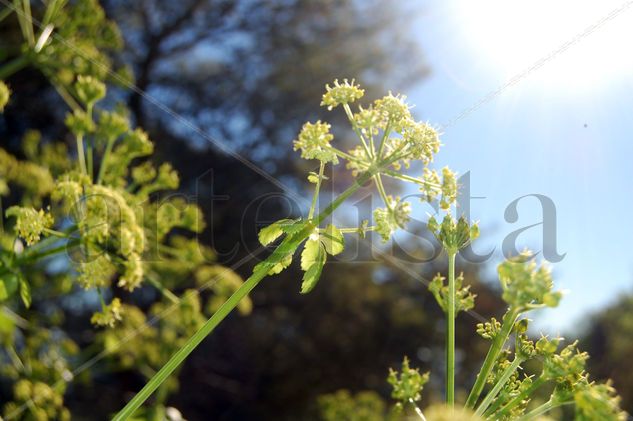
left=455, top=0, right=633, bottom=92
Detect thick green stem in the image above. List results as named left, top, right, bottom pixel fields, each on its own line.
left=474, top=356, right=524, bottom=416
left=114, top=168, right=378, bottom=419
left=446, top=252, right=456, bottom=406
left=466, top=308, right=520, bottom=408
left=493, top=375, right=546, bottom=419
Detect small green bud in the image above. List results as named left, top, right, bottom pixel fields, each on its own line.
left=75, top=75, right=106, bottom=105
left=477, top=317, right=502, bottom=340
left=535, top=336, right=562, bottom=355
left=428, top=214, right=477, bottom=253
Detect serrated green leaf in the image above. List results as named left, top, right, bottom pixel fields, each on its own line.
left=268, top=254, right=293, bottom=275
left=18, top=276, right=31, bottom=308
left=321, top=224, right=344, bottom=255
left=301, top=238, right=321, bottom=271
left=258, top=223, right=284, bottom=246
left=279, top=218, right=305, bottom=236
left=301, top=243, right=325, bottom=294
left=258, top=218, right=297, bottom=246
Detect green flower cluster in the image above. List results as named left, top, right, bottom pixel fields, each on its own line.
left=320, top=78, right=365, bottom=110
left=497, top=252, right=562, bottom=311
left=0, top=6, right=252, bottom=416
left=429, top=271, right=476, bottom=314
left=387, top=356, right=430, bottom=411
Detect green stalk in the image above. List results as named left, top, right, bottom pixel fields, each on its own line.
left=114, top=168, right=378, bottom=420
left=86, top=104, right=94, bottom=181
left=308, top=161, right=325, bottom=220
left=76, top=134, right=88, bottom=176
left=145, top=275, right=179, bottom=304
left=343, top=103, right=372, bottom=158
left=515, top=399, right=571, bottom=421
left=97, top=137, right=116, bottom=184
left=474, top=356, right=524, bottom=416
left=0, top=6, right=14, bottom=24
left=466, top=308, right=521, bottom=408
left=0, top=55, right=29, bottom=80
left=492, top=375, right=546, bottom=419
left=446, top=251, right=456, bottom=405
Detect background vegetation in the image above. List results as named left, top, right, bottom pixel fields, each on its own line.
left=0, top=1, right=631, bottom=419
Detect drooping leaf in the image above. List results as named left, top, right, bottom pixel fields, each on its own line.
left=301, top=243, right=326, bottom=294
left=321, top=224, right=344, bottom=256
left=301, top=238, right=321, bottom=271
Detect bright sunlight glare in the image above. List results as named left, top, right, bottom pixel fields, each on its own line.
left=453, top=0, right=633, bottom=93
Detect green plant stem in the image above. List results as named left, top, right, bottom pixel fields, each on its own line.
left=97, top=136, right=118, bottom=184
left=446, top=251, right=456, bottom=406
left=410, top=399, right=427, bottom=421
left=146, top=275, right=179, bottom=304
left=377, top=121, right=391, bottom=158
left=374, top=174, right=390, bottom=206
left=114, top=168, right=379, bottom=420
left=515, top=399, right=571, bottom=421
left=466, top=307, right=521, bottom=408
left=343, top=103, right=372, bottom=158
left=308, top=161, right=325, bottom=220
left=20, top=0, right=34, bottom=46
left=20, top=239, right=80, bottom=263
left=0, top=6, right=14, bottom=24
left=382, top=169, right=441, bottom=190
left=0, top=54, right=29, bottom=80
left=76, top=134, right=88, bottom=175
left=474, top=356, right=524, bottom=416
left=86, top=104, right=94, bottom=181
left=493, top=375, right=546, bottom=419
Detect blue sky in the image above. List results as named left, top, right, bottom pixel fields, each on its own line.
left=404, top=1, right=633, bottom=332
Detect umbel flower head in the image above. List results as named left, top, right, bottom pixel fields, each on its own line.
left=387, top=356, right=430, bottom=410
left=6, top=206, right=54, bottom=246
left=293, top=121, right=338, bottom=164
left=320, top=78, right=364, bottom=110
left=427, top=214, right=479, bottom=253
left=497, top=251, right=563, bottom=310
